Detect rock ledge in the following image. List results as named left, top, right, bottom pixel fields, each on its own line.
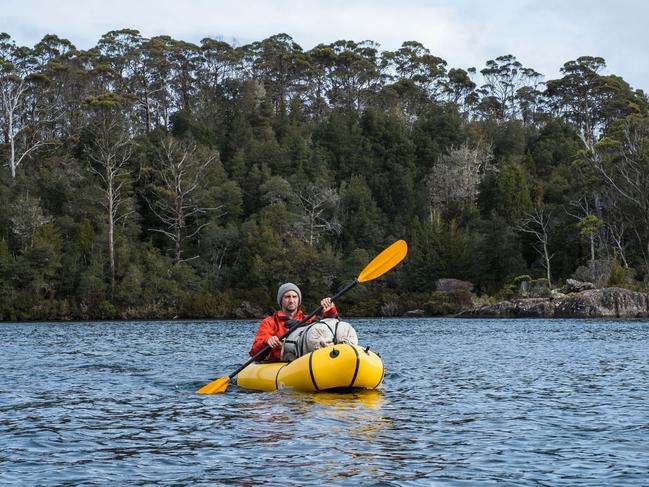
left=459, top=287, right=649, bottom=318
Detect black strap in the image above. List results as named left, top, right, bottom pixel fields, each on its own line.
left=322, top=321, right=335, bottom=343
left=297, top=318, right=342, bottom=357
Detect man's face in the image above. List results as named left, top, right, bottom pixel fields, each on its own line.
left=281, top=290, right=299, bottom=314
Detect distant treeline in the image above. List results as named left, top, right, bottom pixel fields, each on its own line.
left=1, top=30, right=648, bottom=320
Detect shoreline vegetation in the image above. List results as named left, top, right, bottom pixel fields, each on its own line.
left=3, top=285, right=648, bottom=321
left=2, top=31, right=649, bottom=322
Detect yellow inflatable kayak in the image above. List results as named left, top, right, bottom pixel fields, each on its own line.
left=237, top=344, right=384, bottom=392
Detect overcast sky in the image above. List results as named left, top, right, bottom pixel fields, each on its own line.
left=2, top=0, right=647, bottom=92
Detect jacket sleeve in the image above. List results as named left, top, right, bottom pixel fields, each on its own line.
left=249, top=317, right=276, bottom=357
left=304, top=304, right=339, bottom=324
left=323, top=304, right=339, bottom=319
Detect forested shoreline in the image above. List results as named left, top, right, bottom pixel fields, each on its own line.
left=1, top=30, right=648, bottom=321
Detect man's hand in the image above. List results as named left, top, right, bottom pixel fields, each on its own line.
left=321, top=297, right=334, bottom=313
left=267, top=336, right=281, bottom=348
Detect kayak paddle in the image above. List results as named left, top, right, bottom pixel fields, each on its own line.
left=196, top=239, right=408, bottom=394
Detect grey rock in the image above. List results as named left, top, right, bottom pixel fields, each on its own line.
left=458, top=287, right=649, bottom=318
left=559, top=278, right=596, bottom=294
left=550, top=290, right=567, bottom=300
left=554, top=287, right=649, bottom=317
left=404, top=309, right=425, bottom=317
left=459, top=298, right=555, bottom=318
left=518, top=278, right=551, bottom=298
left=436, top=278, right=474, bottom=293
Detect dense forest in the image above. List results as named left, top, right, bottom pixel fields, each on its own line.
left=1, top=30, right=648, bottom=320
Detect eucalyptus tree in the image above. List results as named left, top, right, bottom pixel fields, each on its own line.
left=303, top=43, right=335, bottom=119
left=166, top=39, right=200, bottom=113
left=94, top=29, right=164, bottom=132
left=243, top=34, right=310, bottom=116
left=565, top=196, right=606, bottom=265
left=515, top=85, right=546, bottom=127
left=199, top=38, right=242, bottom=87
left=591, top=114, right=649, bottom=271
left=316, top=40, right=382, bottom=113
left=0, top=33, right=54, bottom=181
left=138, top=36, right=178, bottom=130
left=82, top=103, right=134, bottom=293
left=378, top=42, right=446, bottom=119
left=545, top=57, right=646, bottom=151
left=95, top=29, right=143, bottom=95
left=578, top=215, right=605, bottom=264
left=439, top=67, right=477, bottom=116
left=383, top=41, right=447, bottom=100
left=193, top=38, right=244, bottom=138
left=31, top=34, right=88, bottom=138
left=479, top=54, right=543, bottom=121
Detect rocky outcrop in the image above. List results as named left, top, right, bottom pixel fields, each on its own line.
left=517, top=278, right=551, bottom=298
left=436, top=278, right=474, bottom=293
left=553, top=288, right=649, bottom=317
left=404, top=309, right=425, bottom=317
left=559, top=278, right=595, bottom=294
left=459, top=287, right=649, bottom=318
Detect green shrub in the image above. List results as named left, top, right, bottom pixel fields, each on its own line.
left=423, top=291, right=464, bottom=316
left=96, top=300, right=118, bottom=319
left=185, top=290, right=238, bottom=318
left=513, top=275, right=532, bottom=284
left=608, top=258, right=625, bottom=287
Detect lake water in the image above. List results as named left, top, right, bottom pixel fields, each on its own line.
left=2, top=318, right=649, bottom=485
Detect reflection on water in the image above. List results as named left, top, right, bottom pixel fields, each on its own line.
left=2, top=318, right=649, bottom=485
left=302, top=389, right=385, bottom=410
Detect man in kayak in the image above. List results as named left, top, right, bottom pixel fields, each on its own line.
left=249, top=282, right=338, bottom=361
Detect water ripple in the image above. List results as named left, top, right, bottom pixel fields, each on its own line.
left=2, top=318, right=649, bottom=485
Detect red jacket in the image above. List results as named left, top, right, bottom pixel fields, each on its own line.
left=249, top=306, right=338, bottom=361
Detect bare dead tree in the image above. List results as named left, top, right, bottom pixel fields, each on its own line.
left=0, top=35, right=66, bottom=182
left=85, top=114, right=134, bottom=293
left=9, top=193, right=52, bottom=249
left=295, top=184, right=341, bottom=246
left=516, top=206, right=554, bottom=285
left=1, top=68, right=57, bottom=181
left=147, top=137, right=224, bottom=264
left=591, top=118, right=649, bottom=269
left=426, top=142, right=494, bottom=215
left=606, top=219, right=629, bottom=267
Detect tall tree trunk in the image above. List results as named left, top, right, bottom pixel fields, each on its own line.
left=108, top=174, right=115, bottom=296
left=175, top=224, right=182, bottom=265
left=543, top=241, right=552, bottom=286
left=590, top=235, right=596, bottom=263
left=9, top=138, right=16, bottom=181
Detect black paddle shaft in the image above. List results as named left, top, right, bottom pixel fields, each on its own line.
left=227, top=279, right=359, bottom=379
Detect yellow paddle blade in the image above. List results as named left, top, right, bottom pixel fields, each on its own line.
left=357, top=240, right=408, bottom=283
left=196, top=376, right=230, bottom=394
